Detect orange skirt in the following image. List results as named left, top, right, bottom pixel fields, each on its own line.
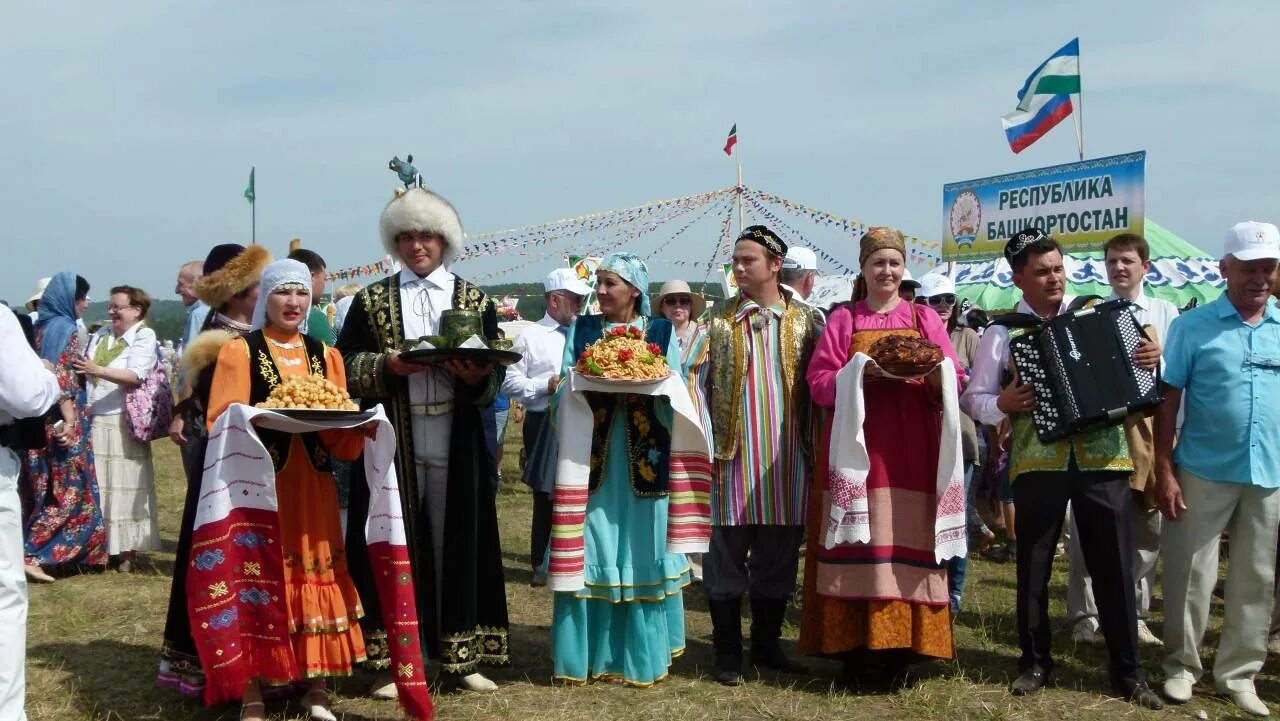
left=276, top=438, right=366, bottom=677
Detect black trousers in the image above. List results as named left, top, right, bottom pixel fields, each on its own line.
left=703, top=524, right=806, bottom=601
left=523, top=410, right=554, bottom=570
left=1014, top=455, right=1143, bottom=688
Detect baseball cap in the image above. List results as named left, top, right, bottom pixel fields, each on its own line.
left=900, top=268, right=921, bottom=290
left=1224, top=221, right=1280, bottom=262
left=782, top=246, right=818, bottom=271
left=544, top=267, right=592, bottom=297
left=918, top=273, right=956, bottom=298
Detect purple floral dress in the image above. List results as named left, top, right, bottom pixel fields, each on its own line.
left=22, top=334, right=107, bottom=568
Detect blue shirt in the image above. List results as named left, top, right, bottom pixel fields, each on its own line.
left=183, top=301, right=210, bottom=347
left=1163, top=294, right=1280, bottom=487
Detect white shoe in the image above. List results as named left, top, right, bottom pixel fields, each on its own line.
left=459, top=672, right=498, bottom=692
left=1071, top=617, right=1102, bottom=645
left=1229, top=691, right=1270, bottom=717
left=1162, top=677, right=1193, bottom=703
left=303, top=688, right=337, bottom=721
left=1135, top=619, right=1163, bottom=647
left=369, top=673, right=398, bottom=700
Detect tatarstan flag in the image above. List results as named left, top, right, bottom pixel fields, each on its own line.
left=723, top=124, right=737, bottom=156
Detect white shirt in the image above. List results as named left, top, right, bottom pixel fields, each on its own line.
left=398, top=266, right=456, bottom=405
left=501, top=314, right=567, bottom=412
left=960, top=295, right=1077, bottom=428
left=0, top=306, right=60, bottom=426
left=85, top=323, right=158, bottom=416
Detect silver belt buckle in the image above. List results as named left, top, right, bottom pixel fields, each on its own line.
left=410, top=401, right=454, bottom=416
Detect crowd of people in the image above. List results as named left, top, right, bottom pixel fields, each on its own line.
left=0, top=188, right=1278, bottom=721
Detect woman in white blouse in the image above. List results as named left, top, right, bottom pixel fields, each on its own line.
left=72, top=285, right=160, bottom=572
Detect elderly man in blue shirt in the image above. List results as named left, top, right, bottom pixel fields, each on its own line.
left=1154, top=221, right=1280, bottom=717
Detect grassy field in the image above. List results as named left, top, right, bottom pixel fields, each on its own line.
left=23, top=422, right=1277, bottom=720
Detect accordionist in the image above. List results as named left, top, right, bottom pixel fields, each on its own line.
left=959, top=228, right=1165, bottom=709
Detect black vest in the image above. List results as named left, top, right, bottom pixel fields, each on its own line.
left=571, top=315, right=674, bottom=497
left=243, top=330, right=333, bottom=474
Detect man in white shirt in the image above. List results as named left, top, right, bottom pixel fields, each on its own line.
left=960, top=228, right=1163, bottom=708
left=0, top=305, right=61, bottom=721
left=1066, top=233, right=1179, bottom=648
left=780, top=247, right=818, bottom=301
left=501, top=268, right=590, bottom=586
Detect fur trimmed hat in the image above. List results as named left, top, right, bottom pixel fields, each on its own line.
left=379, top=187, right=464, bottom=267
left=194, top=244, right=272, bottom=309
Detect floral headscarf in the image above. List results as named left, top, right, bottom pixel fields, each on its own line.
left=35, top=272, right=81, bottom=363
left=599, top=252, right=651, bottom=317
left=250, top=259, right=312, bottom=333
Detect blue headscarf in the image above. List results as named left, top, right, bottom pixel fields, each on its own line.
left=599, top=252, right=651, bottom=317
left=35, top=272, right=81, bottom=363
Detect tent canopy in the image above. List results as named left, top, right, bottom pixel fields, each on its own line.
left=950, top=219, right=1222, bottom=310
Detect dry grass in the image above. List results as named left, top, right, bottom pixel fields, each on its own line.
left=23, top=420, right=1279, bottom=720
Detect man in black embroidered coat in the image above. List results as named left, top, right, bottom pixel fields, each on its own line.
left=338, top=187, right=508, bottom=694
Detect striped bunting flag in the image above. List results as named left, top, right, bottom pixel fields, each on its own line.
left=1000, top=38, right=1080, bottom=154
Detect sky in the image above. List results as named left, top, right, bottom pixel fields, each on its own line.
left=2, top=1, right=1278, bottom=304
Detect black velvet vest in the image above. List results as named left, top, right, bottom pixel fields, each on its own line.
left=243, top=330, right=333, bottom=474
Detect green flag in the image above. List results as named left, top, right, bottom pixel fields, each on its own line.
left=244, top=167, right=255, bottom=204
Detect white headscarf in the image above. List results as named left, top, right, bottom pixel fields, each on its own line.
left=333, top=294, right=355, bottom=337
left=251, top=259, right=312, bottom=333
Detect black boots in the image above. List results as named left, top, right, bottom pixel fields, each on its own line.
left=708, top=598, right=744, bottom=685
left=749, top=598, right=808, bottom=674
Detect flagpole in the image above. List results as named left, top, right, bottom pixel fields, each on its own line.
left=1073, top=43, right=1085, bottom=161
left=736, top=159, right=744, bottom=235
left=252, top=192, right=256, bottom=246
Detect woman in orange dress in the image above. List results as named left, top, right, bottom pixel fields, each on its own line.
left=204, top=259, right=367, bottom=721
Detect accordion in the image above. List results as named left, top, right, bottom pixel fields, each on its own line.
left=1003, top=298, right=1161, bottom=443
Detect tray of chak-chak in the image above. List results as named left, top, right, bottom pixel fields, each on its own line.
left=867, top=336, right=944, bottom=379
left=254, top=375, right=374, bottom=422
left=399, top=334, right=522, bottom=367
left=574, top=327, right=673, bottom=387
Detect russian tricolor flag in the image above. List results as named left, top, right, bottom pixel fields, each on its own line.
left=1001, top=39, right=1081, bottom=154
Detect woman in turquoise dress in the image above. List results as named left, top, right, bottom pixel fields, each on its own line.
left=550, top=252, right=691, bottom=686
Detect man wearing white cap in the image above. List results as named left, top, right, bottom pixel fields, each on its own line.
left=780, top=247, right=819, bottom=302
left=1154, top=221, right=1280, bottom=715
left=25, top=277, right=50, bottom=324
left=898, top=268, right=921, bottom=302
left=501, top=268, right=590, bottom=586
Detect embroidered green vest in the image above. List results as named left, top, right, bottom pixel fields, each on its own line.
left=1007, top=324, right=1133, bottom=481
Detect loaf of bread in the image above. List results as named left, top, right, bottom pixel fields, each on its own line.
left=867, top=335, right=943, bottom=368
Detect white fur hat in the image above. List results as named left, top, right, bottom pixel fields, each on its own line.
left=379, top=187, right=465, bottom=267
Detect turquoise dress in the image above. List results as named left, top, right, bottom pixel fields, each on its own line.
left=551, top=317, right=691, bottom=686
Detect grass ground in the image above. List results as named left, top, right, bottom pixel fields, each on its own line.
left=23, top=421, right=1278, bottom=720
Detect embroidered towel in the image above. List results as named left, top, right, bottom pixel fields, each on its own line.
left=187, top=404, right=432, bottom=720
left=548, top=370, right=713, bottom=592
left=825, top=354, right=967, bottom=563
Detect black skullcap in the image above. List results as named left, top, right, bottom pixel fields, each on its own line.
left=1003, top=227, right=1049, bottom=264
left=736, top=225, right=787, bottom=258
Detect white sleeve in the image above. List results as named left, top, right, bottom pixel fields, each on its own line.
left=123, top=327, right=159, bottom=382
left=0, top=307, right=61, bottom=419
left=959, top=324, right=1010, bottom=427
left=500, top=333, right=545, bottom=405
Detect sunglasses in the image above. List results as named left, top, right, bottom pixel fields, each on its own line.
left=663, top=296, right=692, bottom=306
left=927, top=294, right=957, bottom=307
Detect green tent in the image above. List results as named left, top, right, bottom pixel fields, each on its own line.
left=951, top=219, right=1223, bottom=310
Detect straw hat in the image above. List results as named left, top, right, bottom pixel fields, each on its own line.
left=26, top=276, right=51, bottom=311
left=652, top=280, right=706, bottom=318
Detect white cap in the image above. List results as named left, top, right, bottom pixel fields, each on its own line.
left=25, top=276, right=51, bottom=310
left=1224, top=221, right=1280, bottom=262
left=900, top=267, right=921, bottom=289
left=918, top=273, right=956, bottom=298
left=782, top=246, right=818, bottom=271
left=544, top=267, right=592, bottom=297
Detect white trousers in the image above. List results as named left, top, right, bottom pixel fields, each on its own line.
left=411, top=413, right=451, bottom=630
left=1161, top=468, right=1280, bottom=693
left=1067, top=499, right=1162, bottom=620
left=0, top=448, right=27, bottom=721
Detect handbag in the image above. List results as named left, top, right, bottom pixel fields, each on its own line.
left=124, top=352, right=174, bottom=443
